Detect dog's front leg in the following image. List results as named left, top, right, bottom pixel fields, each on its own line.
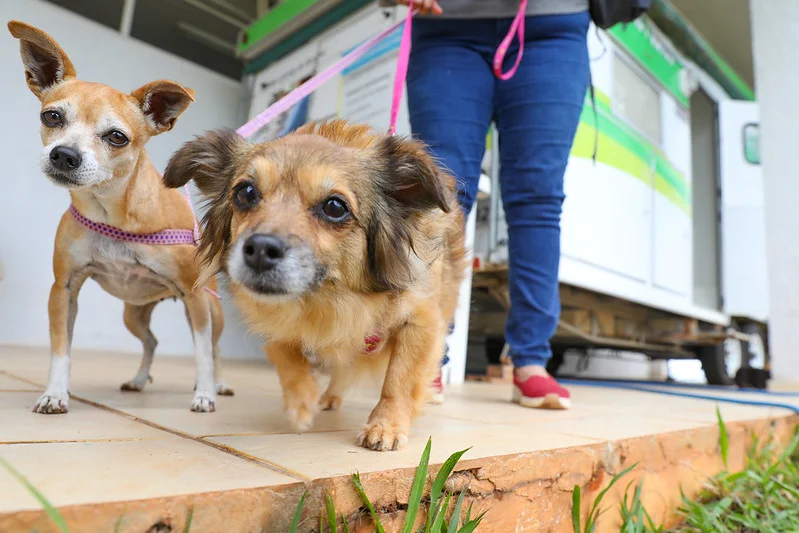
left=358, top=318, right=444, bottom=451
left=184, top=293, right=217, bottom=412
left=266, top=342, right=319, bottom=430
left=34, top=278, right=83, bottom=414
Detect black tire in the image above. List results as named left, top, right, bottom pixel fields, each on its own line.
left=741, top=322, right=769, bottom=370
left=696, top=344, right=735, bottom=386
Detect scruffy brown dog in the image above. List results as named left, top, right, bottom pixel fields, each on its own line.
left=163, top=121, right=467, bottom=451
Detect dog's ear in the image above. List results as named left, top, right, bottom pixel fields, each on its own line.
left=366, top=135, right=456, bottom=292
left=7, top=21, right=76, bottom=98
left=131, top=80, right=195, bottom=135
left=164, top=128, right=247, bottom=196
left=376, top=135, right=453, bottom=213
left=164, top=129, right=249, bottom=271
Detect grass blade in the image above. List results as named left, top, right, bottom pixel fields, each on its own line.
left=572, top=485, right=582, bottom=533
left=716, top=406, right=729, bottom=470
left=183, top=507, right=194, bottom=533
left=352, top=472, right=386, bottom=533
left=427, top=448, right=470, bottom=529
left=402, top=437, right=432, bottom=533
left=325, top=492, right=337, bottom=532
left=0, top=456, right=69, bottom=533
left=342, top=513, right=351, bottom=533
left=589, top=463, right=638, bottom=519
left=447, top=490, right=468, bottom=533
left=457, top=512, right=486, bottom=533
left=114, top=515, right=124, bottom=533
left=288, top=492, right=307, bottom=533
left=430, top=494, right=450, bottom=533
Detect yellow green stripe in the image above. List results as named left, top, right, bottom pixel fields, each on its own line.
left=573, top=89, right=691, bottom=214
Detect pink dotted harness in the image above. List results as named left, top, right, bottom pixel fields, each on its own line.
left=69, top=185, right=219, bottom=299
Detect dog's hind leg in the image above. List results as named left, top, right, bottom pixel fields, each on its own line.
left=120, top=301, right=158, bottom=392
left=209, top=295, right=233, bottom=396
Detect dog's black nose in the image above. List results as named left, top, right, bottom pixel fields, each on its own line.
left=49, top=146, right=82, bottom=172
left=243, top=234, right=287, bottom=272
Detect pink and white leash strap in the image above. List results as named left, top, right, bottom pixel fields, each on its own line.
left=236, top=8, right=418, bottom=139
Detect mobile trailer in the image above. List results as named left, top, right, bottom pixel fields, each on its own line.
left=236, top=0, right=769, bottom=386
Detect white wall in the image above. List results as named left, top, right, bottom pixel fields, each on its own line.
left=750, top=0, right=799, bottom=381
left=0, top=1, right=263, bottom=359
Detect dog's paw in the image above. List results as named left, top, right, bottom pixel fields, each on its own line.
left=190, top=392, right=216, bottom=413
left=216, top=381, right=235, bottom=396
left=33, top=393, right=69, bottom=414
left=284, top=390, right=319, bottom=431
left=319, top=391, right=342, bottom=411
left=120, top=379, right=146, bottom=392
left=357, top=421, right=409, bottom=452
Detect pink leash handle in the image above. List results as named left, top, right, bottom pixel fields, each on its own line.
left=493, top=0, right=528, bottom=80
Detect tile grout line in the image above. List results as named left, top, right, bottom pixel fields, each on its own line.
left=0, top=437, right=166, bottom=445
left=1, top=370, right=312, bottom=483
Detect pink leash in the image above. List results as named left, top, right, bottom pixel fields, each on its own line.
left=238, top=1, right=527, bottom=139
left=493, top=0, right=528, bottom=80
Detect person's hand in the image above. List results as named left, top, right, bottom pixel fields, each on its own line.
left=397, top=0, right=443, bottom=15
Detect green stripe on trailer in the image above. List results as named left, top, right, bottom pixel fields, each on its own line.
left=648, top=0, right=754, bottom=101
left=243, top=0, right=373, bottom=74
left=574, top=92, right=691, bottom=213
left=239, top=0, right=320, bottom=55
left=609, top=20, right=688, bottom=106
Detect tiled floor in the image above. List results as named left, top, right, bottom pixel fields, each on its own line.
left=0, top=345, right=796, bottom=532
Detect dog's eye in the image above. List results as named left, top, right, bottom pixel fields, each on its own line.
left=233, top=182, right=260, bottom=210
left=104, top=130, right=129, bottom=147
left=41, top=110, right=62, bottom=128
left=321, top=197, right=350, bottom=222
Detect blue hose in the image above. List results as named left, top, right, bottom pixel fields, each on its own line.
left=559, top=378, right=799, bottom=415
left=560, top=377, right=799, bottom=397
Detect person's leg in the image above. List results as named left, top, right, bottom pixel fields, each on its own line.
left=408, top=19, right=495, bottom=214
left=494, top=11, right=590, bottom=408
left=407, top=18, right=495, bottom=400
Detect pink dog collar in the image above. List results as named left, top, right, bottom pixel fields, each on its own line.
left=68, top=186, right=219, bottom=299
left=69, top=205, right=197, bottom=246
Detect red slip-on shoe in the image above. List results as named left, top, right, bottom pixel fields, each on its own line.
left=512, top=374, right=570, bottom=409
left=429, top=371, right=445, bottom=404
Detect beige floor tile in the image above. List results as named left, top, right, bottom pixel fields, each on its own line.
left=0, top=392, right=170, bottom=443
left=109, top=390, right=375, bottom=437
left=0, top=373, right=40, bottom=391
left=537, top=413, right=713, bottom=441
left=0, top=437, right=298, bottom=513
left=209, top=422, right=601, bottom=480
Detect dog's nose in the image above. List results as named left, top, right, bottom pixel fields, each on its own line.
left=243, top=234, right=287, bottom=272
left=49, top=146, right=82, bottom=172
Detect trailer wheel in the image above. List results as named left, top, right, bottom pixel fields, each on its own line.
left=696, top=343, right=737, bottom=386
left=741, top=322, right=768, bottom=370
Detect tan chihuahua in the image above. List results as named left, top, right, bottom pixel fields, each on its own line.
left=8, top=21, right=233, bottom=414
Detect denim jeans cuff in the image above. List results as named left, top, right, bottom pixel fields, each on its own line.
left=509, top=353, right=549, bottom=368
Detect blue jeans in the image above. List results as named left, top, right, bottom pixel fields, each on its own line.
left=407, top=12, right=590, bottom=368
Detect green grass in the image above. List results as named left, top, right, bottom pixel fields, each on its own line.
left=0, top=456, right=69, bottom=533
left=291, top=437, right=484, bottom=532
left=572, top=412, right=799, bottom=533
